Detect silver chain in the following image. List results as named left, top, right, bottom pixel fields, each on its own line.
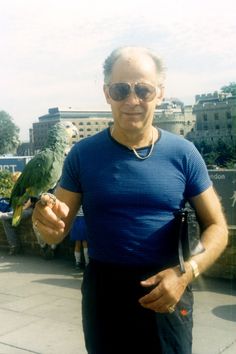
left=131, top=128, right=154, bottom=160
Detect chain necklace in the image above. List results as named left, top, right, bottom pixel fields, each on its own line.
left=111, top=126, right=155, bottom=160
left=131, top=128, right=155, bottom=160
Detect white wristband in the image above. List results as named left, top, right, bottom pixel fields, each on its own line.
left=188, top=259, right=200, bottom=278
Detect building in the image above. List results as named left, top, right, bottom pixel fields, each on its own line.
left=153, top=99, right=195, bottom=137
left=31, top=107, right=113, bottom=152
left=186, top=92, right=236, bottom=146
left=31, top=102, right=197, bottom=153
left=16, top=142, right=32, bottom=156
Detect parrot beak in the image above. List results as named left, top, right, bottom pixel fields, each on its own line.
left=62, top=121, right=79, bottom=140
left=64, top=146, right=71, bottom=156
left=71, top=125, right=78, bottom=138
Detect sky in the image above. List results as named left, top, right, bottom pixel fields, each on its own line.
left=0, top=0, right=236, bottom=141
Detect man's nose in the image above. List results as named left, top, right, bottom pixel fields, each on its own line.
left=125, top=89, right=140, bottom=104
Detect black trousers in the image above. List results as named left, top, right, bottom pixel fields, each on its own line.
left=81, top=259, right=193, bottom=354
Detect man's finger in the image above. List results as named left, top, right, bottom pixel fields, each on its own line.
left=33, top=217, right=65, bottom=245
left=40, top=193, right=57, bottom=207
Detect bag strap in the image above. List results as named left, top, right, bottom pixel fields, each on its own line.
left=176, top=209, right=188, bottom=274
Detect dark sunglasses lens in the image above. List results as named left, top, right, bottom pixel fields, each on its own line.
left=135, top=84, right=156, bottom=101
left=109, top=83, right=130, bottom=101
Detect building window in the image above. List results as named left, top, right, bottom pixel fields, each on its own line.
left=203, top=113, right=207, bottom=121
left=226, top=111, right=231, bottom=119
left=204, top=125, right=208, bottom=130
left=214, top=113, right=219, bottom=120
left=180, top=129, right=184, bottom=135
left=215, top=125, right=220, bottom=130
left=227, top=124, right=232, bottom=129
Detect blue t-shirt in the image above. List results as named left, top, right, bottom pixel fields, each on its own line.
left=60, top=128, right=212, bottom=266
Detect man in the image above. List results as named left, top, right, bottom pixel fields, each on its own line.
left=32, top=46, right=228, bottom=354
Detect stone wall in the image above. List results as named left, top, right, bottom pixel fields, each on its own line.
left=204, top=228, right=236, bottom=279
left=0, top=216, right=74, bottom=260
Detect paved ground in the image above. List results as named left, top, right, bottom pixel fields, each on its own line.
left=0, top=250, right=235, bottom=354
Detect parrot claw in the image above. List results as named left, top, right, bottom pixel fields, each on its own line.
left=40, top=193, right=57, bottom=208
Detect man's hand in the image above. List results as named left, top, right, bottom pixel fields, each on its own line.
left=139, top=266, right=191, bottom=313
left=32, top=196, right=69, bottom=245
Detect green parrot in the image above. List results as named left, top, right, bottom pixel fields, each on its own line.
left=10, top=121, right=78, bottom=226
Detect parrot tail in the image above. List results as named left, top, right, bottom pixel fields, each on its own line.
left=12, top=205, right=23, bottom=227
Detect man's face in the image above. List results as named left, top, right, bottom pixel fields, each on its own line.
left=104, top=53, right=164, bottom=134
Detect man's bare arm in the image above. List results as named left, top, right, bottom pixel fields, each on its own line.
left=139, top=186, right=228, bottom=313
left=186, top=185, right=228, bottom=275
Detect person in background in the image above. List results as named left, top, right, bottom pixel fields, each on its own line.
left=0, top=197, right=32, bottom=255
left=32, top=46, right=228, bottom=354
left=70, top=207, right=89, bottom=270
left=0, top=172, right=27, bottom=255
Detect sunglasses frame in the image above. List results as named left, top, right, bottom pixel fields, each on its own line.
left=107, top=82, right=157, bottom=102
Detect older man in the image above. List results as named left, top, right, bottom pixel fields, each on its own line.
left=33, top=46, right=228, bottom=354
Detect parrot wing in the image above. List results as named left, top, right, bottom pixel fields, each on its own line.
left=10, top=120, right=78, bottom=227
left=10, top=148, right=64, bottom=226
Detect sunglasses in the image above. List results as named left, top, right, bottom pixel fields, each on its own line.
left=108, top=82, right=157, bottom=102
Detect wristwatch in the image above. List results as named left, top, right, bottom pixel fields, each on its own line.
left=188, top=259, right=200, bottom=278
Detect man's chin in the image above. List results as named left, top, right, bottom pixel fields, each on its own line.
left=121, top=122, right=144, bottom=132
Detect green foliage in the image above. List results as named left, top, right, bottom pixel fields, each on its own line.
left=0, top=170, right=14, bottom=198
left=221, top=82, right=236, bottom=96
left=0, top=111, right=20, bottom=155
left=195, top=140, right=236, bottom=168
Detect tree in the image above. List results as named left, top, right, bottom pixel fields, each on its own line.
left=0, top=111, right=20, bottom=155
left=221, top=82, right=236, bottom=96
left=214, top=140, right=236, bottom=167
left=0, top=170, right=14, bottom=197
left=194, top=139, right=236, bottom=168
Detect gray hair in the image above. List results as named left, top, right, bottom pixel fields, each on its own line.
left=103, top=46, right=166, bottom=86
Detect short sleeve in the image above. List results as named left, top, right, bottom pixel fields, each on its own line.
left=60, top=144, right=82, bottom=193
left=184, top=145, right=212, bottom=198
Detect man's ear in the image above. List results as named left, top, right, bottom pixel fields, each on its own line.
left=103, top=84, right=111, bottom=104
left=155, top=86, right=165, bottom=106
